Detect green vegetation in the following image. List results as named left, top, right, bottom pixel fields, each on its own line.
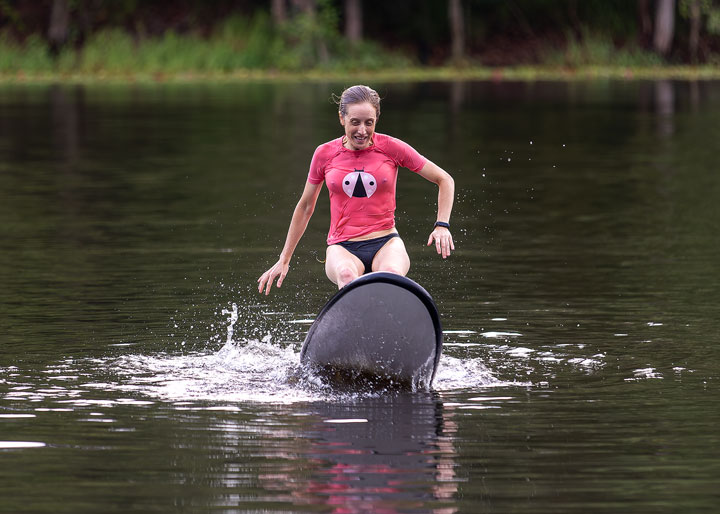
left=1, top=1, right=720, bottom=82
left=543, top=29, right=665, bottom=68
left=1, top=11, right=412, bottom=79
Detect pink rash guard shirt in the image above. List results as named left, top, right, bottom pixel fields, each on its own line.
left=307, top=133, right=427, bottom=245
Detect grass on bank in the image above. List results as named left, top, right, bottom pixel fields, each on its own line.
left=4, top=66, right=720, bottom=85
left=1, top=15, right=719, bottom=82
left=0, top=13, right=412, bottom=75
left=543, top=29, right=666, bottom=68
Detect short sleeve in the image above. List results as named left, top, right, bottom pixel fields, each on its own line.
left=382, top=135, right=427, bottom=172
left=307, top=144, right=327, bottom=184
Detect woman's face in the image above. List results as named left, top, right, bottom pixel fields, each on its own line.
left=339, top=102, right=377, bottom=151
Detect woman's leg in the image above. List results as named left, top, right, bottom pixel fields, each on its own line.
left=372, top=237, right=411, bottom=275
left=325, top=245, right=365, bottom=289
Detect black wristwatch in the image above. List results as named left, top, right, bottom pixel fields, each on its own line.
left=434, top=221, right=450, bottom=229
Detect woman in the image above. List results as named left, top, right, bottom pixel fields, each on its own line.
left=258, top=85, right=454, bottom=295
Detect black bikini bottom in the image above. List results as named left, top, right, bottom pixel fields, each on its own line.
left=336, top=233, right=400, bottom=272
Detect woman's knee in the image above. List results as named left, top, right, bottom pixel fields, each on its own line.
left=335, top=263, right=359, bottom=285
left=325, top=247, right=362, bottom=287
left=328, top=264, right=359, bottom=288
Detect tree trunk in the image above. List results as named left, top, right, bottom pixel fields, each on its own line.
left=291, top=0, right=315, bottom=16
left=653, top=0, right=676, bottom=56
left=567, top=0, right=583, bottom=40
left=290, top=0, right=328, bottom=64
left=271, top=0, right=287, bottom=25
left=345, top=0, right=362, bottom=44
left=48, top=0, right=70, bottom=55
left=448, top=0, right=465, bottom=63
left=689, top=0, right=701, bottom=63
left=637, top=0, right=653, bottom=47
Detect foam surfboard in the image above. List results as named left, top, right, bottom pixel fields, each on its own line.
left=300, top=272, right=443, bottom=389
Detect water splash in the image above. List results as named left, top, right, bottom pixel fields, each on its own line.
left=221, top=303, right=239, bottom=344
left=1, top=305, right=618, bottom=409
left=433, top=355, right=527, bottom=390
left=1, top=342, right=507, bottom=408
left=111, top=339, right=316, bottom=403
left=105, top=336, right=508, bottom=404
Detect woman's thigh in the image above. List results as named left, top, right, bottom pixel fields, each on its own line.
left=371, top=237, right=410, bottom=275
left=325, top=244, right=365, bottom=286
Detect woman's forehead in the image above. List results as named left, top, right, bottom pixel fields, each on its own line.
left=344, top=102, right=377, bottom=119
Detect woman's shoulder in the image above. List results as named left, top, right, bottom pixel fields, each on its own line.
left=372, top=133, right=421, bottom=155
left=373, top=133, right=414, bottom=150
left=373, top=132, right=393, bottom=146
left=315, top=136, right=344, bottom=155
left=309, top=137, right=344, bottom=175
left=372, top=133, right=426, bottom=171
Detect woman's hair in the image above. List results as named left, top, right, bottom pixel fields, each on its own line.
left=335, top=85, right=381, bottom=118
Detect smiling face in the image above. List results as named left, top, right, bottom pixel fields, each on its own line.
left=339, top=102, right=378, bottom=151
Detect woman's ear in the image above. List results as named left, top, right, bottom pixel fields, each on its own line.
left=338, top=112, right=344, bottom=126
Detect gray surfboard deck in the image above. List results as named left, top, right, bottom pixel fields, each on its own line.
left=300, top=272, right=443, bottom=389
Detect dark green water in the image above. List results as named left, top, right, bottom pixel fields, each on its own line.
left=1, top=80, right=719, bottom=513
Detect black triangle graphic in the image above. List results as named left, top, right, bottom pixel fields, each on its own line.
left=352, top=174, right=368, bottom=197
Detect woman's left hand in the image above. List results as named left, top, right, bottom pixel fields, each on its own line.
left=427, top=227, right=455, bottom=259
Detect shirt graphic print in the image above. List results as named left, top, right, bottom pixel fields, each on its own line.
left=342, top=168, right=377, bottom=198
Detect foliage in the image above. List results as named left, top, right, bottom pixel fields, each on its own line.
left=213, top=13, right=280, bottom=69
left=74, top=29, right=136, bottom=73
left=269, top=0, right=412, bottom=71
left=0, top=1, right=719, bottom=76
left=0, top=32, right=53, bottom=72
left=543, top=28, right=663, bottom=68
left=679, top=0, right=720, bottom=34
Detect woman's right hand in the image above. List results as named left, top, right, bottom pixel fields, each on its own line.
left=258, top=260, right=289, bottom=295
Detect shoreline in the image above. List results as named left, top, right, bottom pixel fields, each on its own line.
left=2, top=65, right=720, bottom=85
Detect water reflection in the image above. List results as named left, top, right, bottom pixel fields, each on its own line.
left=149, top=395, right=461, bottom=512
left=49, top=85, right=82, bottom=165
left=304, top=396, right=456, bottom=512
left=654, top=79, right=675, bottom=138
left=253, top=395, right=459, bottom=513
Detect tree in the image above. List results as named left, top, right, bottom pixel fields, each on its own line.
left=680, top=0, right=720, bottom=63
left=653, top=0, right=676, bottom=55
left=287, top=0, right=330, bottom=65
left=272, top=0, right=288, bottom=25
left=448, top=0, right=464, bottom=63
left=688, top=0, right=702, bottom=61
left=345, top=0, right=362, bottom=44
left=637, top=0, right=654, bottom=46
left=48, top=0, right=70, bottom=55
left=291, top=0, right=315, bottom=16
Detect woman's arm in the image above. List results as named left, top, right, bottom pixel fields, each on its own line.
left=258, top=180, right=323, bottom=295
left=416, top=160, right=455, bottom=259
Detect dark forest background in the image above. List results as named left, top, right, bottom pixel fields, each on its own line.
left=2, top=0, right=720, bottom=73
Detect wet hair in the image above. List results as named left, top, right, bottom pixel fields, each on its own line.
left=334, top=85, right=381, bottom=118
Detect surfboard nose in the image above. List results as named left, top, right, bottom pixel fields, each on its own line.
left=300, top=272, right=443, bottom=390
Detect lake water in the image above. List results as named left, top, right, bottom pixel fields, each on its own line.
left=1, top=80, right=719, bottom=513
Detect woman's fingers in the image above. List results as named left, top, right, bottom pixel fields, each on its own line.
left=263, top=272, right=273, bottom=295
left=428, top=228, right=454, bottom=259
left=442, top=233, right=454, bottom=258
left=257, top=272, right=268, bottom=293
left=258, top=262, right=289, bottom=295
